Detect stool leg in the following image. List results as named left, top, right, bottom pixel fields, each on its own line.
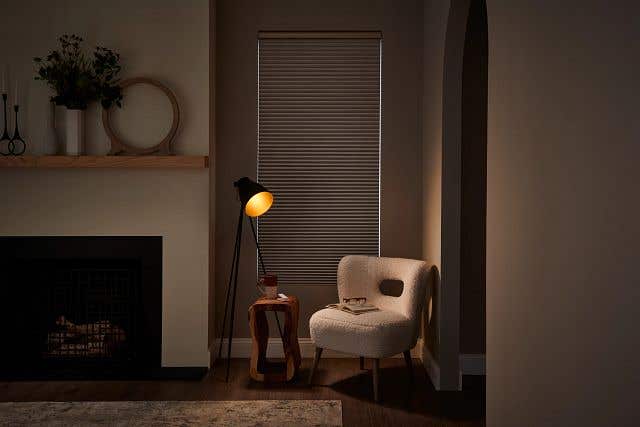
left=372, top=358, right=380, bottom=402
left=359, top=356, right=365, bottom=370
left=308, top=347, right=323, bottom=385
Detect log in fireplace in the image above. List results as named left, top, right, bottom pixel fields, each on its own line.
left=0, top=237, right=162, bottom=380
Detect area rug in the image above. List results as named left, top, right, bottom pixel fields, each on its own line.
left=0, top=400, right=342, bottom=426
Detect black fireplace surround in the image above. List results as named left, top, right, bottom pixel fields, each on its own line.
left=0, top=237, right=166, bottom=380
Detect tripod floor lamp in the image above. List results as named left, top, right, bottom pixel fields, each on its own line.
left=217, top=177, right=283, bottom=382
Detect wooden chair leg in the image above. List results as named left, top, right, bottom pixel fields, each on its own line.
left=403, top=350, right=414, bottom=385
left=359, top=356, right=365, bottom=370
left=308, top=347, right=323, bottom=385
left=372, top=358, right=380, bottom=402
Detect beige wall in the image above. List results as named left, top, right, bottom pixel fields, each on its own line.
left=216, top=0, right=424, bottom=338
left=488, top=1, right=640, bottom=425
left=1, top=0, right=210, bottom=367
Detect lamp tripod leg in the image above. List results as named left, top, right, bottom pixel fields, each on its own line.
left=226, top=207, right=244, bottom=382
left=273, top=306, right=284, bottom=339
left=249, top=217, right=284, bottom=340
left=215, top=209, right=241, bottom=370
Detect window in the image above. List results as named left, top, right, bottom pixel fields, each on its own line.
left=258, top=32, right=381, bottom=286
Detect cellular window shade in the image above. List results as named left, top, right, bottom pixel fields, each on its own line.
left=258, top=36, right=381, bottom=286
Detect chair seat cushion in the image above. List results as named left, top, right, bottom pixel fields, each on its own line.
left=309, top=308, right=415, bottom=358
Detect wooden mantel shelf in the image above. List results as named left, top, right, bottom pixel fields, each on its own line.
left=0, top=155, right=209, bottom=169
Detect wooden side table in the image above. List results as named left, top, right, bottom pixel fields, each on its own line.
left=248, top=296, right=301, bottom=382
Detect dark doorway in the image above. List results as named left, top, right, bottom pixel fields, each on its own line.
left=460, top=0, right=488, bottom=355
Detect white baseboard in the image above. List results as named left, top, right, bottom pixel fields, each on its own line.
left=212, top=337, right=483, bottom=387
left=420, top=343, right=441, bottom=390
left=459, top=353, right=485, bottom=375
left=213, top=337, right=422, bottom=360
left=420, top=351, right=485, bottom=391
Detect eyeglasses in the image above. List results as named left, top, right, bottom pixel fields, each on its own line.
left=343, top=297, right=367, bottom=305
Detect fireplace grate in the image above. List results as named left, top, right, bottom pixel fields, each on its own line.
left=41, top=263, right=139, bottom=362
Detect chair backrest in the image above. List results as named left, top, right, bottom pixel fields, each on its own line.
left=337, top=255, right=429, bottom=335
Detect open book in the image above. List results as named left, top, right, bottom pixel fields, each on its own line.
left=326, top=302, right=380, bottom=315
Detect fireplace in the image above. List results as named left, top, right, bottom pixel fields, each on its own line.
left=0, top=237, right=162, bottom=379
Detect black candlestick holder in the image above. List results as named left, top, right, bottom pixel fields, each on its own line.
left=7, top=104, right=25, bottom=156
left=0, top=94, right=10, bottom=156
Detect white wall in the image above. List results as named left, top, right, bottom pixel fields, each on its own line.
left=488, top=1, right=640, bottom=425
left=422, top=2, right=447, bottom=290
left=0, top=0, right=210, bottom=367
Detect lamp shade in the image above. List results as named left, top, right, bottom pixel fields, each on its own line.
left=234, top=177, right=273, bottom=217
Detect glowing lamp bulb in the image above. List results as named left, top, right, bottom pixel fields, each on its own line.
left=245, top=191, right=273, bottom=217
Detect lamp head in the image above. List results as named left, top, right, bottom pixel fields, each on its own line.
left=234, top=177, right=273, bottom=217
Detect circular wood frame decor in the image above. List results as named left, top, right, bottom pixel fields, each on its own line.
left=102, top=77, right=180, bottom=155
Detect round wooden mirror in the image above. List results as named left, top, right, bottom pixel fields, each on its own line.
left=102, top=77, right=180, bottom=155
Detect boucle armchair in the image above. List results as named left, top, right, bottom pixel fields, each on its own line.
left=308, top=255, right=429, bottom=401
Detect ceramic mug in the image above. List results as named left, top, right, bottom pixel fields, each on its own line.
left=257, top=274, right=278, bottom=299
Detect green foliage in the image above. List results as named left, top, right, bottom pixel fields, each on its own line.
left=34, top=34, right=123, bottom=110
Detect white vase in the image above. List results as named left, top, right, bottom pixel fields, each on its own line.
left=55, top=107, right=85, bottom=155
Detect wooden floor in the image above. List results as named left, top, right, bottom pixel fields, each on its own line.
left=0, top=358, right=485, bottom=426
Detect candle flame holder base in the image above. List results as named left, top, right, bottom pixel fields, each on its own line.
left=0, top=94, right=11, bottom=156
left=0, top=96, right=26, bottom=156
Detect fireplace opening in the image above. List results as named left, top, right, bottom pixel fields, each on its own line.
left=0, top=237, right=161, bottom=380
left=41, top=259, right=139, bottom=363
